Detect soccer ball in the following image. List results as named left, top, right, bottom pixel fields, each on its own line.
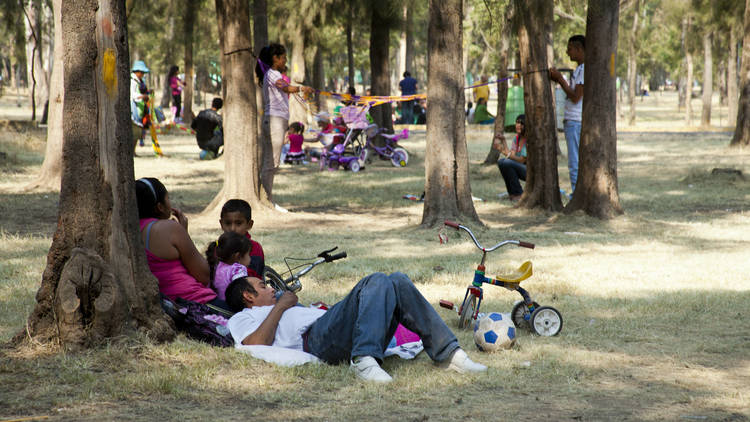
left=474, top=312, right=517, bottom=352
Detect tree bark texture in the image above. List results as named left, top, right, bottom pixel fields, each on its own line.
left=288, top=25, right=307, bottom=125
left=484, top=3, right=513, bottom=165
left=21, top=0, right=174, bottom=350
left=27, top=0, right=63, bottom=191
left=701, top=31, right=712, bottom=127
left=24, top=0, right=50, bottom=122
left=515, top=0, right=562, bottom=212
left=370, top=8, right=393, bottom=140
left=346, top=3, right=354, bottom=90
left=728, top=28, right=738, bottom=123
left=626, top=0, right=639, bottom=126
left=208, top=0, right=269, bottom=213
left=565, top=0, right=622, bottom=219
left=182, top=0, right=197, bottom=124
left=684, top=16, right=694, bottom=125
left=421, top=0, right=479, bottom=227
left=730, top=0, right=750, bottom=147
left=253, top=0, right=268, bottom=159
left=405, top=4, right=415, bottom=77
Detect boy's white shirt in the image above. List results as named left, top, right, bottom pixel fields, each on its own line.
left=563, top=63, right=584, bottom=122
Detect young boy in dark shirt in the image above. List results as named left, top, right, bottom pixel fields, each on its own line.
left=192, top=97, right=224, bottom=159
left=219, top=199, right=265, bottom=278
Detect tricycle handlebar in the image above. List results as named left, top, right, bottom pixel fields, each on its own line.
left=444, top=220, right=535, bottom=253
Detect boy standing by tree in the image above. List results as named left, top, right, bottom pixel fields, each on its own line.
left=550, top=35, right=585, bottom=195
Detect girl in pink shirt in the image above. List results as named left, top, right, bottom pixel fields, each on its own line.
left=205, top=231, right=252, bottom=301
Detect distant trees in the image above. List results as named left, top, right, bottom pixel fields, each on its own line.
left=730, top=0, right=750, bottom=147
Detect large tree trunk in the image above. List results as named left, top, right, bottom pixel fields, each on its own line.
left=182, top=0, right=196, bottom=124
left=19, top=0, right=174, bottom=350
left=253, top=0, right=268, bottom=169
left=515, top=0, right=561, bottom=212
left=312, top=45, right=325, bottom=111
left=26, top=0, right=63, bottom=191
left=207, top=0, right=270, bottom=213
left=421, top=0, right=479, bottom=227
left=370, top=8, right=393, bottom=140
left=727, top=28, right=738, bottom=123
left=626, top=0, right=639, bottom=126
left=730, top=0, right=750, bottom=147
left=288, top=26, right=307, bottom=125
left=684, top=16, right=694, bottom=125
left=483, top=3, right=513, bottom=165
left=701, top=31, right=713, bottom=127
left=565, top=0, right=622, bottom=219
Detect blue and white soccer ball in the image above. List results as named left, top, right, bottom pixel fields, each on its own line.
left=474, top=312, right=517, bottom=352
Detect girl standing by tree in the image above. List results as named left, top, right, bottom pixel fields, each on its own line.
left=168, top=65, right=185, bottom=122
left=255, top=44, right=313, bottom=206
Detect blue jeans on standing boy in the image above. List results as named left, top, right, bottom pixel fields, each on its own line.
left=498, top=158, right=526, bottom=196
left=563, top=119, right=581, bottom=192
left=305, top=272, right=459, bottom=364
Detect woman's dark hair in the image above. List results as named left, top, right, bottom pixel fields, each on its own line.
left=167, top=65, right=179, bottom=79
left=225, top=276, right=258, bottom=313
left=255, top=43, right=286, bottom=86
left=515, top=114, right=526, bottom=135
left=135, top=177, right=168, bottom=219
left=205, top=231, right=251, bottom=281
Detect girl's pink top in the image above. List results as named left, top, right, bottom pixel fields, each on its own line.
left=169, top=76, right=183, bottom=96
left=140, top=218, right=216, bottom=304
left=288, top=133, right=304, bottom=153
left=213, top=262, right=248, bottom=301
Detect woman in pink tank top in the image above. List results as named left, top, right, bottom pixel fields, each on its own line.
left=135, top=177, right=224, bottom=308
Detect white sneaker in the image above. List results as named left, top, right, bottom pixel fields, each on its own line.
left=273, top=203, right=289, bottom=213
left=350, top=356, right=393, bottom=383
left=440, top=348, right=487, bottom=373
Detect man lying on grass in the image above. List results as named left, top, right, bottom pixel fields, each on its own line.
left=225, top=272, right=486, bottom=383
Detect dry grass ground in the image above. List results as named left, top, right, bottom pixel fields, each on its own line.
left=1, top=90, right=749, bottom=421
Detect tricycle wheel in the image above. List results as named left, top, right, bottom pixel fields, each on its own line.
left=511, top=300, right=540, bottom=331
left=263, top=266, right=287, bottom=293
left=531, top=306, right=563, bottom=336
left=349, top=160, right=361, bottom=173
left=391, top=147, right=409, bottom=167
left=458, top=294, right=477, bottom=330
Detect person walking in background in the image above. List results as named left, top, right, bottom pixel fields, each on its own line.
left=398, top=71, right=418, bottom=125
left=550, top=34, right=585, bottom=195
left=167, top=65, right=185, bottom=122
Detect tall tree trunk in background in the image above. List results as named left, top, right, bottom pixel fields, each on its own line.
left=566, top=0, right=622, bottom=219
left=27, top=0, right=64, bottom=191
left=346, top=3, right=354, bottom=91
left=24, top=0, right=49, bottom=121
left=208, top=0, right=270, bottom=213
left=160, top=8, right=176, bottom=109
left=253, top=0, right=268, bottom=168
left=515, top=0, right=561, bottom=212
left=700, top=31, right=713, bottom=127
left=405, top=3, right=415, bottom=77
left=20, top=0, right=174, bottom=349
left=727, top=27, right=738, bottom=123
left=182, top=0, right=196, bottom=124
left=421, top=0, right=478, bottom=227
left=398, top=4, right=407, bottom=78
left=684, top=16, right=694, bottom=125
left=312, top=45, right=325, bottom=111
left=483, top=3, right=513, bottom=165
left=370, top=8, right=393, bottom=140
left=626, top=0, right=639, bottom=126
left=730, top=0, right=750, bottom=147
left=288, top=26, right=307, bottom=124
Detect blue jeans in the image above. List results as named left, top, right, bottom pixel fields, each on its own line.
left=305, top=272, right=459, bottom=364
left=498, top=158, right=526, bottom=196
left=563, top=120, right=581, bottom=192
left=401, top=101, right=414, bottom=124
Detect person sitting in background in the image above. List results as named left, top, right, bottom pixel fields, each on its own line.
left=191, top=97, right=223, bottom=160
left=495, top=114, right=527, bottom=202
left=472, top=97, right=495, bottom=125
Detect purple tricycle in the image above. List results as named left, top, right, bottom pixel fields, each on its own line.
left=359, top=124, right=410, bottom=168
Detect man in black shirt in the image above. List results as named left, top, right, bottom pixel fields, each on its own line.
left=191, top=97, right=224, bottom=159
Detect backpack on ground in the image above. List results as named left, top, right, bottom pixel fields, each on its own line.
left=160, top=295, right=234, bottom=347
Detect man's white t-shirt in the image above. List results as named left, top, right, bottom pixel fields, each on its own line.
left=563, top=63, right=584, bottom=122
left=263, top=69, right=289, bottom=119
left=227, top=305, right=325, bottom=350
